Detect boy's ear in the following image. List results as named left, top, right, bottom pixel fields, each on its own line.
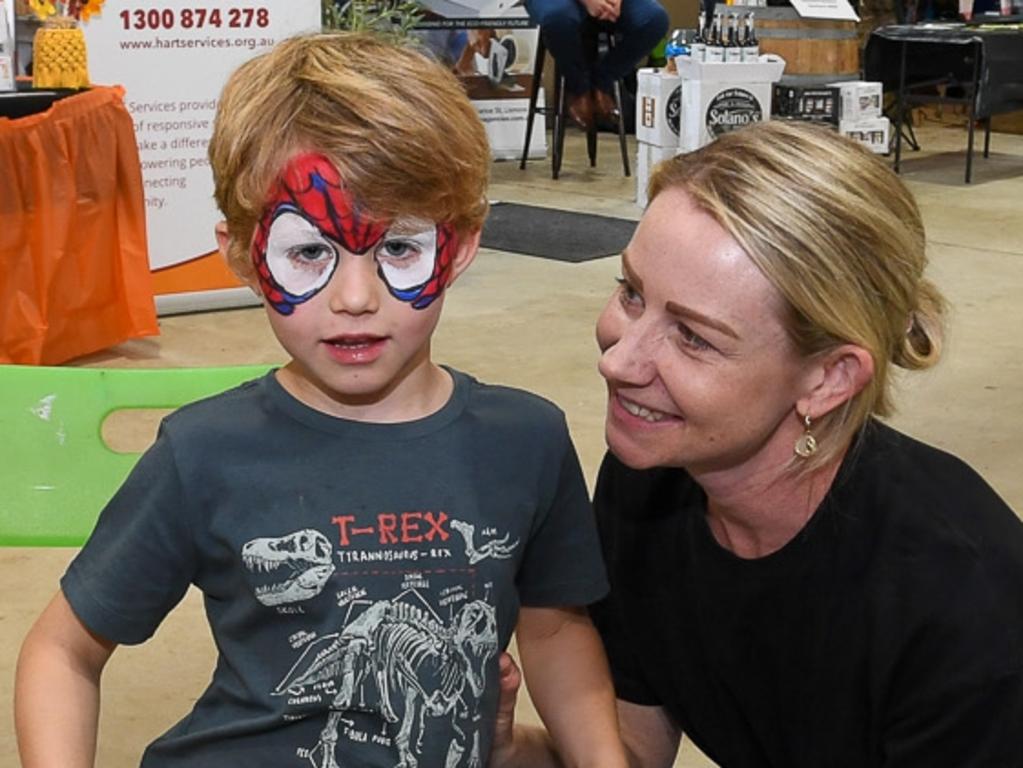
left=796, top=344, right=875, bottom=421
left=215, top=221, right=260, bottom=295
left=445, top=229, right=481, bottom=288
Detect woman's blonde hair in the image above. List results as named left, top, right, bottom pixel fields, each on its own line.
left=208, top=32, right=490, bottom=279
left=649, top=121, right=946, bottom=471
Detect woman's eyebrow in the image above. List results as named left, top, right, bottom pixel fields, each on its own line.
left=665, top=301, right=740, bottom=340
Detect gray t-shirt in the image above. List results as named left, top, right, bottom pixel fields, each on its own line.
left=63, top=369, right=607, bottom=767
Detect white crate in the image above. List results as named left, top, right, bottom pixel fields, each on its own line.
left=839, top=116, right=890, bottom=154
left=636, top=142, right=682, bottom=208
left=828, top=80, right=883, bottom=122
left=677, top=55, right=785, bottom=152
left=636, top=68, right=683, bottom=148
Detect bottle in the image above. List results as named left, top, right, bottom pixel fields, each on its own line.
left=0, top=0, right=16, bottom=92
left=690, top=11, right=706, bottom=62
left=724, top=13, right=743, bottom=63
left=742, top=12, right=760, bottom=63
left=665, top=28, right=689, bottom=60
left=705, top=12, right=724, bottom=63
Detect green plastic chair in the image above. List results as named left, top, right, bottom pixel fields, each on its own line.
left=0, top=364, right=273, bottom=547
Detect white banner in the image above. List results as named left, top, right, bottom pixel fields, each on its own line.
left=84, top=0, right=320, bottom=271
left=413, top=2, right=545, bottom=160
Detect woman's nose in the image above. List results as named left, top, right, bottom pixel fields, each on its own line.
left=328, top=254, right=380, bottom=314
left=597, top=316, right=657, bottom=385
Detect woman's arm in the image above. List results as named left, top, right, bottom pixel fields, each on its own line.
left=15, top=590, right=117, bottom=768
left=513, top=605, right=629, bottom=768
left=488, top=651, right=682, bottom=768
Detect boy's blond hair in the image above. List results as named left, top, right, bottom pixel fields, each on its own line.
left=649, top=121, right=946, bottom=472
left=209, top=32, right=491, bottom=279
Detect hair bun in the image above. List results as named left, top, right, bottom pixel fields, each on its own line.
left=894, top=280, right=945, bottom=370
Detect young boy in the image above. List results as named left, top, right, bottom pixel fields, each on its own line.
left=15, top=32, right=627, bottom=768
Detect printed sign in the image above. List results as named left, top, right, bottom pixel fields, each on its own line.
left=706, top=88, right=763, bottom=138
left=413, top=1, right=543, bottom=160
left=84, top=1, right=320, bottom=272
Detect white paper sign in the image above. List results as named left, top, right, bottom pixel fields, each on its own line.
left=788, top=0, right=860, bottom=22
left=0, top=0, right=15, bottom=89
left=84, top=1, right=320, bottom=270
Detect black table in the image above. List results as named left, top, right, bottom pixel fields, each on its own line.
left=864, top=22, right=1023, bottom=182
left=0, top=83, right=81, bottom=120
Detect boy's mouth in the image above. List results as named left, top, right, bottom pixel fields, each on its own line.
left=322, top=334, right=387, bottom=364
left=325, top=334, right=385, bottom=348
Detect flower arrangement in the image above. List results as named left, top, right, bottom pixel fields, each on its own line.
left=28, top=0, right=105, bottom=22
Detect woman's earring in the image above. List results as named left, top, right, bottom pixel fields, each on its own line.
left=794, top=413, right=818, bottom=458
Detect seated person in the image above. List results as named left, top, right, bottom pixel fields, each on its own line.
left=526, top=0, right=668, bottom=128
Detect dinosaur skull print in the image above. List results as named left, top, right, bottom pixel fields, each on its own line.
left=251, top=152, right=459, bottom=314
left=242, top=528, right=336, bottom=607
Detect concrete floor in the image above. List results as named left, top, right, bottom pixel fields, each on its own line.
left=3, top=123, right=1022, bottom=767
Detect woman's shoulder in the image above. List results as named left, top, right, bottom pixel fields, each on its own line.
left=841, top=420, right=1022, bottom=567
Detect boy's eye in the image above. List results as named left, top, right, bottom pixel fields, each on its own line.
left=288, top=243, right=334, bottom=266
left=377, top=239, right=421, bottom=264
left=375, top=224, right=438, bottom=293
left=263, top=211, right=338, bottom=296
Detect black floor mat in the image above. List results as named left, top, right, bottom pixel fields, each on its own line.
left=480, top=202, right=636, bottom=263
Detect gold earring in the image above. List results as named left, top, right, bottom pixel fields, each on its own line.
left=794, top=413, right=817, bottom=458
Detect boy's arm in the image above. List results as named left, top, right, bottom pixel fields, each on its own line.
left=15, top=589, right=117, bottom=768
left=514, top=605, right=629, bottom=768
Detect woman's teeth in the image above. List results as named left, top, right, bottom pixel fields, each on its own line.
left=622, top=399, right=666, bottom=422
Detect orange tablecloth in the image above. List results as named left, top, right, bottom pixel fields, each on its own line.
left=0, top=86, right=158, bottom=364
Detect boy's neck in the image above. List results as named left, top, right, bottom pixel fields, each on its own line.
left=275, top=359, right=455, bottom=424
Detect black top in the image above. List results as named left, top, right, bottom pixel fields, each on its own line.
left=590, top=420, right=1023, bottom=767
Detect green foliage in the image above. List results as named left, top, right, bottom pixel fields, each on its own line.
left=322, top=0, right=424, bottom=39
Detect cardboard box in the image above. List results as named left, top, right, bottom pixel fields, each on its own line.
left=839, top=116, right=890, bottom=154
left=772, top=84, right=840, bottom=125
left=636, top=142, right=682, bottom=208
left=677, top=55, right=786, bottom=151
left=828, top=80, right=883, bottom=122
left=636, top=68, right=683, bottom=148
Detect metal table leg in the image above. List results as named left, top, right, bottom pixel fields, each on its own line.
left=895, top=39, right=907, bottom=174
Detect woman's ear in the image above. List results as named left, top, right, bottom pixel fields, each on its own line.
left=797, top=344, right=875, bottom=420
left=445, top=229, right=481, bottom=288
left=215, top=221, right=260, bottom=295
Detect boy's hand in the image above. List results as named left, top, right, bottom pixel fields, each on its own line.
left=489, top=652, right=522, bottom=764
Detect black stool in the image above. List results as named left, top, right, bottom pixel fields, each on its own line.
left=519, top=27, right=631, bottom=180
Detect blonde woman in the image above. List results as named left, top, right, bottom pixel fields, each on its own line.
left=492, top=120, right=1023, bottom=767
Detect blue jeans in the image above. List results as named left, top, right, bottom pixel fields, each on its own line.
left=525, top=0, right=669, bottom=95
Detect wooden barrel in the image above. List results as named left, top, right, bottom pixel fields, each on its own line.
left=741, top=6, right=860, bottom=85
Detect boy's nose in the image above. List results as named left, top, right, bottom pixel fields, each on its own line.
left=327, top=254, right=380, bottom=315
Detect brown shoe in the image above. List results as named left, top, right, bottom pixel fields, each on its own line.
left=593, top=89, right=620, bottom=120
left=567, top=91, right=594, bottom=130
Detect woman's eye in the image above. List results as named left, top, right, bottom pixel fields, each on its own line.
left=377, top=239, right=421, bottom=264
left=615, top=277, right=642, bottom=306
left=678, top=323, right=712, bottom=352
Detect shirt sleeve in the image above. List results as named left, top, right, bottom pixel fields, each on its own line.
left=61, top=423, right=198, bottom=645
left=514, top=417, right=609, bottom=607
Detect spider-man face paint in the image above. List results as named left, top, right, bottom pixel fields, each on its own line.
left=251, top=153, right=458, bottom=315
